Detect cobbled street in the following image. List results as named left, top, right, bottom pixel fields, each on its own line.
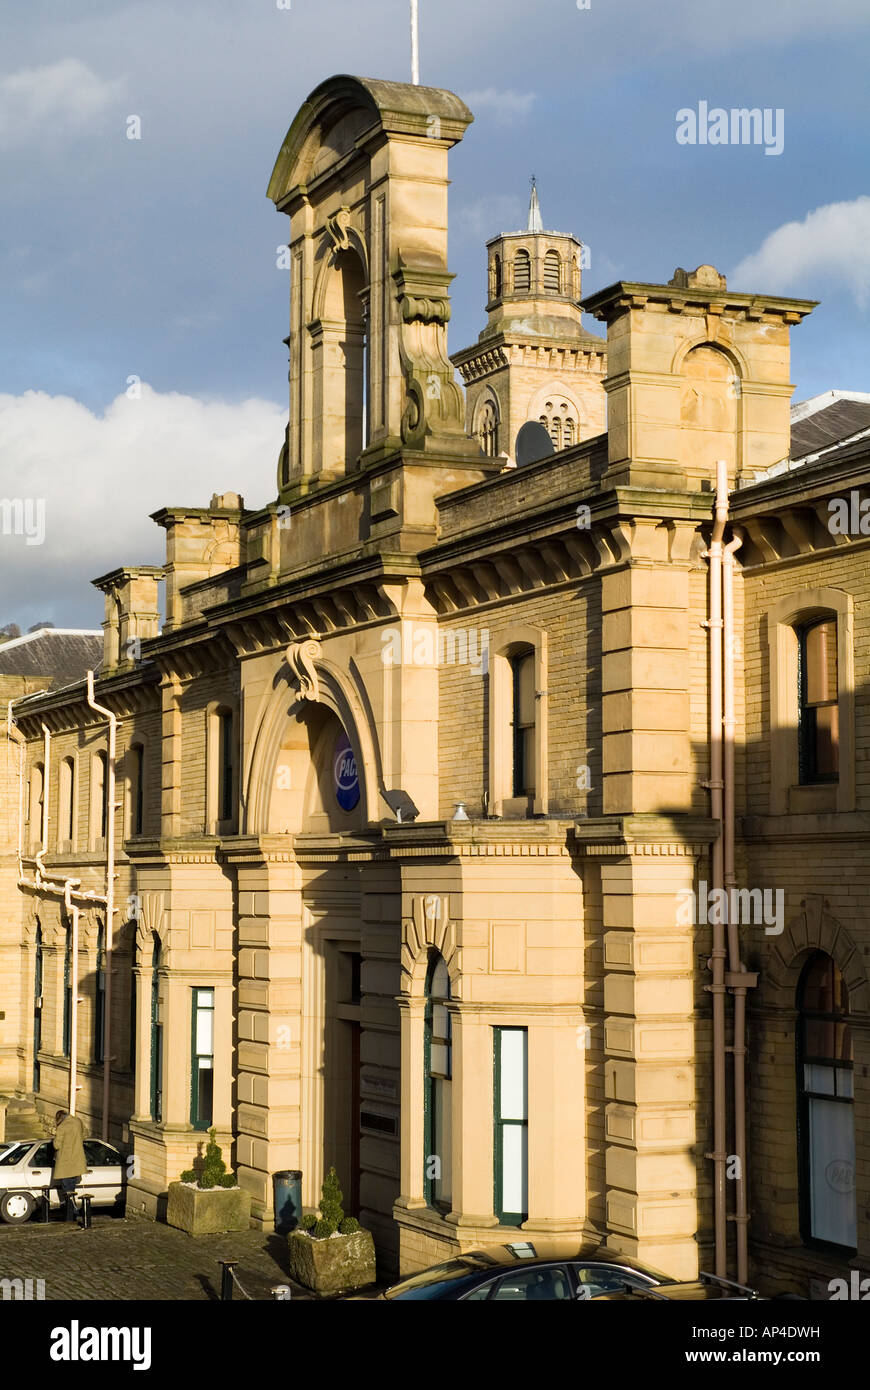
left=0, top=1214, right=317, bottom=1301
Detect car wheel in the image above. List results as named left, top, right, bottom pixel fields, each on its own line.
left=0, top=1191, right=36, bottom=1224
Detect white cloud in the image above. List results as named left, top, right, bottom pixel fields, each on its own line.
left=0, top=58, right=123, bottom=149
left=453, top=193, right=527, bottom=243
left=730, top=197, right=870, bottom=307
left=461, top=88, right=537, bottom=125
left=0, top=385, right=285, bottom=625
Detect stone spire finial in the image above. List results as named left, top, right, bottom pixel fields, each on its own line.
left=528, top=176, right=543, bottom=233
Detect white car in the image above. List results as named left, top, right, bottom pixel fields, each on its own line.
left=0, top=1138, right=126, bottom=1224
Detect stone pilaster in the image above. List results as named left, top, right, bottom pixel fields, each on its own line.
left=224, top=838, right=304, bottom=1225
left=575, top=819, right=715, bottom=1280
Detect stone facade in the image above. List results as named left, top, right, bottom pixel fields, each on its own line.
left=1, top=75, right=867, bottom=1296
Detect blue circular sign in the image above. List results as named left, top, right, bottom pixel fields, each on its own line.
left=333, top=732, right=360, bottom=812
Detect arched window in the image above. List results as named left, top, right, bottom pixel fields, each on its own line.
left=424, top=952, right=452, bottom=1210
left=150, top=937, right=162, bottom=1123
left=489, top=631, right=548, bottom=817
left=319, top=247, right=368, bottom=472
left=129, top=742, right=145, bottom=836
left=798, top=618, right=839, bottom=784
left=58, top=756, right=75, bottom=849
left=209, top=705, right=238, bottom=833
left=544, top=249, right=561, bottom=293
left=218, top=709, right=234, bottom=824
left=513, top=249, right=531, bottom=294
left=29, top=763, right=44, bottom=848
left=90, top=751, right=108, bottom=848
left=564, top=417, right=576, bottom=447
left=480, top=399, right=499, bottom=458
left=94, top=922, right=106, bottom=1063
left=551, top=416, right=562, bottom=451
left=510, top=647, right=537, bottom=799
left=798, top=952, right=856, bottom=1248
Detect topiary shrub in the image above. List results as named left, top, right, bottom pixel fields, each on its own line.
left=313, top=1218, right=334, bottom=1239
left=319, top=1166, right=344, bottom=1234
left=338, top=1216, right=360, bottom=1235
left=199, top=1127, right=227, bottom=1187
left=178, top=1130, right=236, bottom=1190
left=300, top=1213, right=317, bottom=1231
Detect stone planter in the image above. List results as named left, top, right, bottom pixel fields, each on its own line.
left=287, top=1228, right=376, bottom=1294
left=166, top=1182, right=251, bottom=1236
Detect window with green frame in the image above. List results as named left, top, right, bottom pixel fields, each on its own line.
left=423, top=952, right=452, bottom=1210
left=494, top=1026, right=528, bottom=1225
left=190, top=986, right=215, bottom=1129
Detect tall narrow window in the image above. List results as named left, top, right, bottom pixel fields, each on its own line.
left=510, top=649, right=536, bottom=799
left=191, top=987, right=215, bottom=1129
left=513, top=249, right=531, bottom=294
left=91, top=751, right=108, bottom=846
left=62, top=927, right=72, bottom=1058
left=93, top=922, right=106, bottom=1063
left=150, top=939, right=163, bottom=1123
left=494, top=1027, right=528, bottom=1225
left=798, top=618, right=839, bottom=783
left=798, top=952, right=856, bottom=1249
left=59, top=757, right=75, bottom=848
left=30, top=763, right=45, bottom=848
left=130, top=743, right=144, bottom=836
left=564, top=417, right=575, bottom=447
left=551, top=416, right=562, bottom=450
left=424, top=953, right=452, bottom=1210
left=493, top=253, right=503, bottom=298
left=544, top=249, right=561, bottom=292
left=218, top=710, right=234, bottom=825
left=481, top=400, right=499, bottom=458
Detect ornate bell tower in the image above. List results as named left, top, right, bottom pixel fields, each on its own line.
left=268, top=75, right=486, bottom=499
left=452, top=180, right=607, bottom=462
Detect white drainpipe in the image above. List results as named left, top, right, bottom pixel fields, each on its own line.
left=6, top=701, right=25, bottom=883
left=11, top=693, right=116, bottom=1131
left=86, top=672, right=117, bottom=1143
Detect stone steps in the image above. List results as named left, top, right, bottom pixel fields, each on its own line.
left=0, top=1095, right=52, bottom=1143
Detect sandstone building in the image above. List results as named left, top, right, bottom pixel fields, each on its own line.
left=1, top=74, right=868, bottom=1296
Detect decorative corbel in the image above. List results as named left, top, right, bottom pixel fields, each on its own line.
left=325, top=206, right=353, bottom=254
left=287, top=638, right=323, bottom=702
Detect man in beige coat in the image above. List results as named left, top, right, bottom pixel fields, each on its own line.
left=53, top=1109, right=87, bottom=1223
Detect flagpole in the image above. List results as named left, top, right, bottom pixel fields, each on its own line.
left=411, top=0, right=420, bottom=85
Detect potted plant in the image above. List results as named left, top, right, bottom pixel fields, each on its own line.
left=166, top=1128, right=251, bottom=1236
left=286, top=1167, right=376, bottom=1294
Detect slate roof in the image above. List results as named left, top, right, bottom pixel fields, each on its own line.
left=790, top=391, right=870, bottom=462
left=0, top=628, right=102, bottom=686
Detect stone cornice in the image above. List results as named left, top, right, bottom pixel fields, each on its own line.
left=11, top=664, right=161, bottom=732
left=583, top=280, right=817, bottom=326
left=572, top=815, right=719, bottom=857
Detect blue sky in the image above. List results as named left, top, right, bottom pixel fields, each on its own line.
left=1, top=0, right=869, bottom=628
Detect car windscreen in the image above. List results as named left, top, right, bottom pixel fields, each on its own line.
left=0, top=1144, right=27, bottom=1166
left=384, top=1258, right=496, bottom=1300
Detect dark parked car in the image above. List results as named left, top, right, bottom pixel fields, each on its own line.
left=591, top=1271, right=766, bottom=1301
left=378, top=1241, right=673, bottom=1301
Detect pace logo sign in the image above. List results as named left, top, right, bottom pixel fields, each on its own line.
left=333, top=731, right=360, bottom=812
